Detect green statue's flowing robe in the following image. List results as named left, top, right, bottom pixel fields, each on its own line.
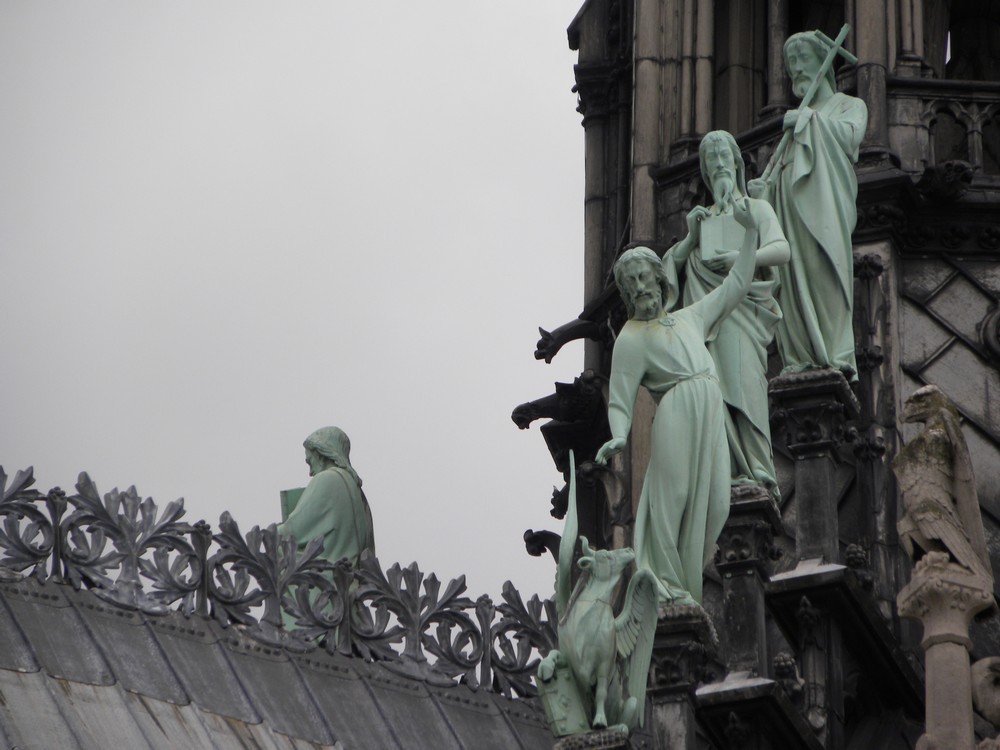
left=607, top=246, right=755, bottom=603
left=662, top=198, right=785, bottom=494
left=768, top=92, right=867, bottom=376
left=278, top=467, right=375, bottom=566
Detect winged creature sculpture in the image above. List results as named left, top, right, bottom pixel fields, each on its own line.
left=894, top=385, right=994, bottom=587
left=536, top=450, right=659, bottom=736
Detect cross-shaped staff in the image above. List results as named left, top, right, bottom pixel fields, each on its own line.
left=757, top=24, right=858, bottom=187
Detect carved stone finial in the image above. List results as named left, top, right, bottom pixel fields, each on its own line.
left=773, top=652, right=805, bottom=705
left=916, top=160, right=974, bottom=202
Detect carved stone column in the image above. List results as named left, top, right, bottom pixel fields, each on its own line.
left=759, top=0, right=789, bottom=119
left=715, top=484, right=782, bottom=676
left=647, top=606, right=723, bottom=750
left=769, top=369, right=860, bottom=564
left=898, top=552, right=995, bottom=750
left=895, top=0, right=926, bottom=76
left=852, top=0, right=895, bottom=167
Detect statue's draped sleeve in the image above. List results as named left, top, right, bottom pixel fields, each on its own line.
left=607, top=330, right=644, bottom=442
left=278, top=467, right=372, bottom=563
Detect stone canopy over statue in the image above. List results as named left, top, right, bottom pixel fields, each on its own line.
left=595, top=194, right=762, bottom=605
left=278, top=426, right=376, bottom=567
left=750, top=26, right=868, bottom=378
left=663, top=130, right=789, bottom=496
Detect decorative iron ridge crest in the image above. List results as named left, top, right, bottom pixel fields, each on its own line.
left=0, top=466, right=558, bottom=699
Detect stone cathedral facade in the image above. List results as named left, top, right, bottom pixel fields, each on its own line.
left=517, top=0, right=1000, bottom=747
left=3, top=4, right=1000, bottom=749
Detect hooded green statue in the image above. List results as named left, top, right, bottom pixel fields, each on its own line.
left=278, top=426, right=375, bottom=567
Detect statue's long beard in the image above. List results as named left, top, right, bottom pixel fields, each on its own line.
left=712, top=175, right=735, bottom=210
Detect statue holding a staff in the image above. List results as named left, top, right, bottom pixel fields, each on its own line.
left=749, top=26, right=868, bottom=378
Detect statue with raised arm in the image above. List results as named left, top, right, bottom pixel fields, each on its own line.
left=749, top=27, right=868, bottom=378
left=278, top=426, right=375, bottom=568
left=663, top=130, right=789, bottom=496
left=594, top=197, right=760, bottom=605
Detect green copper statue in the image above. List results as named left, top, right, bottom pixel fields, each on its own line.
left=749, top=27, right=867, bottom=378
left=536, top=451, right=658, bottom=737
left=662, top=130, right=789, bottom=497
left=595, top=197, right=760, bottom=605
left=278, top=426, right=375, bottom=567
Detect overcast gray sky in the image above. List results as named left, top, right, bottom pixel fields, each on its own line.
left=0, top=2, right=587, bottom=602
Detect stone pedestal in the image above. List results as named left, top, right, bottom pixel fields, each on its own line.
left=647, top=605, right=723, bottom=750
left=715, top=484, right=782, bottom=676
left=769, top=369, right=859, bottom=563
left=898, top=552, right=994, bottom=750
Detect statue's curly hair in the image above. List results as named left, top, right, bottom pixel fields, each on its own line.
left=613, top=247, right=668, bottom=318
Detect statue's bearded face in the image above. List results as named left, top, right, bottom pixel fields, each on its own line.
left=619, top=259, right=663, bottom=321
left=305, top=448, right=327, bottom=477
left=785, top=41, right=822, bottom=99
left=702, top=138, right=737, bottom=209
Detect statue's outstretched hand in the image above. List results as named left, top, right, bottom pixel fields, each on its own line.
left=732, top=196, right=756, bottom=230
left=746, top=178, right=767, bottom=200
left=595, top=437, right=626, bottom=465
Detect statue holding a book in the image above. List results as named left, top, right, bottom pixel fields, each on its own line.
left=279, top=426, right=376, bottom=567
left=662, top=130, right=789, bottom=497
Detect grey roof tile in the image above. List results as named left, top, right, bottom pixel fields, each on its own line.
left=0, top=580, right=114, bottom=685
left=492, top=692, right=554, bottom=749
left=44, top=679, right=153, bottom=749
left=218, top=628, right=335, bottom=745
left=196, top=708, right=289, bottom=750
left=148, top=612, right=260, bottom=722
left=294, top=652, right=401, bottom=750
left=0, top=575, right=558, bottom=750
left=0, top=584, right=40, bottom=672
left=124, top=693, right=220, bottom=749
left=359, top=665, right=462, bottom=750
left=0, top=669, right=79, bottom=749
left=66, top=587, right=188, bottom=704
left=430, top=684, right=526, bottom=750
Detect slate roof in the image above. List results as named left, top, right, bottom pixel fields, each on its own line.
left=0, top=574, right=555, bottom=749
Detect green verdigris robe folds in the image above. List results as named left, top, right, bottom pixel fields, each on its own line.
left=662, top=198, right=784, bottom=494
left=768, top=92, right=867, bottom=376
left=278, top=467, right=375, bottom=566
left=608, top=245, right=755, bottom=603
